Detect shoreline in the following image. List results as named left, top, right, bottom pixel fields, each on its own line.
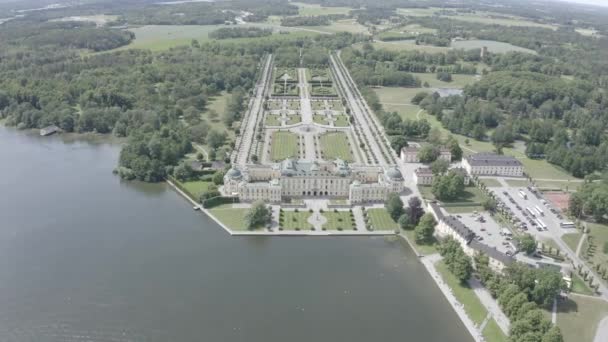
left=167, top=177, right=481, bottom=340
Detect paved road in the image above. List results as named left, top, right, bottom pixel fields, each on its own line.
left=235, top=54, right=273, bottom=166
left=330, top=53, right=392, bottom=166
left=469, top=277, right=510, bottom=334
left=594, top=316, right=608, bottom=342
left=421, top=254, right=484, bottom=342
left=298, top=68, right=313, bottom=125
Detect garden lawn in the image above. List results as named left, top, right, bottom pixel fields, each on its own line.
left=419, top=185, right=488, bottom=212
left=367, top=208, right=399, bottom=231
left=209, top=205, right=250, bottom=231
left=482, top=318, right=507, bottom=342
left=265, top=115, right=282, bottom=126
left=320, top=132, right=354, bottom=161
left=180, top=180, right=213, bottom=199
left=557, top=294, right=608, bottom=342
left=435, top=261, right=488, bottom=325
left=271, top=131, right=299, bottom=161
left=286, top=115, right=301, bottom=125
left=313, top=115, right=328, bottom=125
left=322, top=211, right=355, bottom=230
left=412, top=72, right=478, bottom=89
left=402, top=230, right=437, bottom=255
left=281, top=211, right=313, bottom=230
left=293, top=2, right=352, bottom=16
left=333, top=115, right=349, bottom=127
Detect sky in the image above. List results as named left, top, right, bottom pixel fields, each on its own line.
left=552, top=0, right=608, bottom=8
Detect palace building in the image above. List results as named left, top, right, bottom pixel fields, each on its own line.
left=223, top=159, right=405, bottom=204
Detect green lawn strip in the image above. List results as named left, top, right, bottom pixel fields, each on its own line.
left=322, top=211, right=355, bottom=230
left=562, top=232, right=583, bottom=253
left=333, top=115, right=350, bottom=127
left=294, top=2, right=352, bottom=16
left=570, top=273, right=595, bottom=296
left=411, top=72, right=478, bottom=89
left=418, top=185, right=487, bottom=208
left=319, top=132, right=354, bottom=161
left=482, top=317, right=507, bottom=342
left=557, top=294, right=608, bottom=342
left=313, top=114, right=328, bottom=125
left=208, top=205, right=252, bottom=231
left=268, top=101, right=282, bottom=110
left=435, top=261, right=488, bottom=325
left=311, top=101, right=326, bottom=110
left=584, top=222, right=608, bottom=269
left=402, top=230, right=438, bottom=255
left=286, top=115, right=302, bottom=125
left=280, top=211, right=313, bottom=231
left=479, top=178, right=502, bottom=187
left=505, top=179, right=530, bottom=187
left=265, top=115, right=282, bottom=126
left=287, top=101, right=300, bottom=110
left=180, top=180, right=214, bottom=199
left=270, top=131, right=299, bottom=161
left=366, top=208, right=399, bottom=230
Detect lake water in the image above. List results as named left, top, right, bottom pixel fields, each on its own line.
left=0, top=126, right=471, bottom=342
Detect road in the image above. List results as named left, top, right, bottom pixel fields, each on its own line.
left=330, top=53, right=394, bottom=166
left=235, top=54, right=273, bottom=166
left=594, top=316, right=608, bottom=342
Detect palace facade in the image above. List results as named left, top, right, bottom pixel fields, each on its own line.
left=223, top=159, right=405, bottom=204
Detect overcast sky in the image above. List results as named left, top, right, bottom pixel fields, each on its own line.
left=552, top=0, right=608, bottom=7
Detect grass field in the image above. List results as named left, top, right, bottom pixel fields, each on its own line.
left=402, top=230, right=438, bottom=255
left=293, top=2, right=352, bottom=16
left=319, top=132, right=354, bottom=161
left=281, top=211, right=313, bottom=230
left=452, top=40, right=536, bottom=54
left=180, top=180, right=214, bottom=199
left=202, top=91, right=235, bottom=141
left=581, top=222, right=608, bottom=270
left=445, top=12, right=556, bottom=30
left=266, top=114, right=282, bottom=126
left=412, top=72, right=478, bottom=89
left=116, top=24, right=320, bottom=51
left=333, top=115, right=349, bottom=127
left=271, top=131, right=299, bottom=161
left=313, top=115, right=328, bottom=125
left=286, top=115, right=302, bottom=125
left=419, top=185, right=488, bottom=213
left=363, top=40, right=450, bottom=53
left=562, top=232, right=583, bottom=253
left=209, top=205, right=250, bottom=231
left=322, top=211, right=355, bottom=230
left=557, top=294, right=608, bottom=342
left=479, top=178, right=502, bottom=187
left=570, top=273, right=594, bottom=296
left=300, top=19, right=369, bottom=34
left=435, top=260, right=488, bottom=325
left=367, top=208, right=399, bottom=230
left=482, top=318, right=507, bottom=342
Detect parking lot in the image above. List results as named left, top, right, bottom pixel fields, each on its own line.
left=457, top=212, right=516, bottom=256
left=486, top=181, right=575, bottom=242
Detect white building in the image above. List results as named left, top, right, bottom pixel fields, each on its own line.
left=462, top=153, right=524, bottom=177
left=224, top=159, right=405, bottom=204
left=400, top=145, right=452, bottom=163
left=428, top=202, right=514, bottom=272
left=414, top=167, right=433, bottom=185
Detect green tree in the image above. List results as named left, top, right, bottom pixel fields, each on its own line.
left=390, top=135, right=408, bottom=153
left=386, top=193, right=405, bottom=221
left=430, top=159, right=449, bottom=175
left=414, top=213, right=436, bottom=245
left=541, top=326, right=564, bottom=342
left=447, top=137, right=463, bottom=161
left=418, top=145, right=440, bottom=163
left=407, top=196, right=425, bottom=226
left=212, top=171, right=225, bottom=185
left=245, top=200, right=272, bottom=230
left=207, top=129, right=227, bottom=150
left=398, top=213, right=413, bottom=230
left=174, top=161, right=194, bottom=181
left=517, top=234, right=537, bottom=255
left=432, top=172, right=465, bottom=201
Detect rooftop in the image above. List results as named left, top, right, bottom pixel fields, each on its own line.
left=415, top=167, right=433, bottom=175
left=465, top=153, right=522, bottom=167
